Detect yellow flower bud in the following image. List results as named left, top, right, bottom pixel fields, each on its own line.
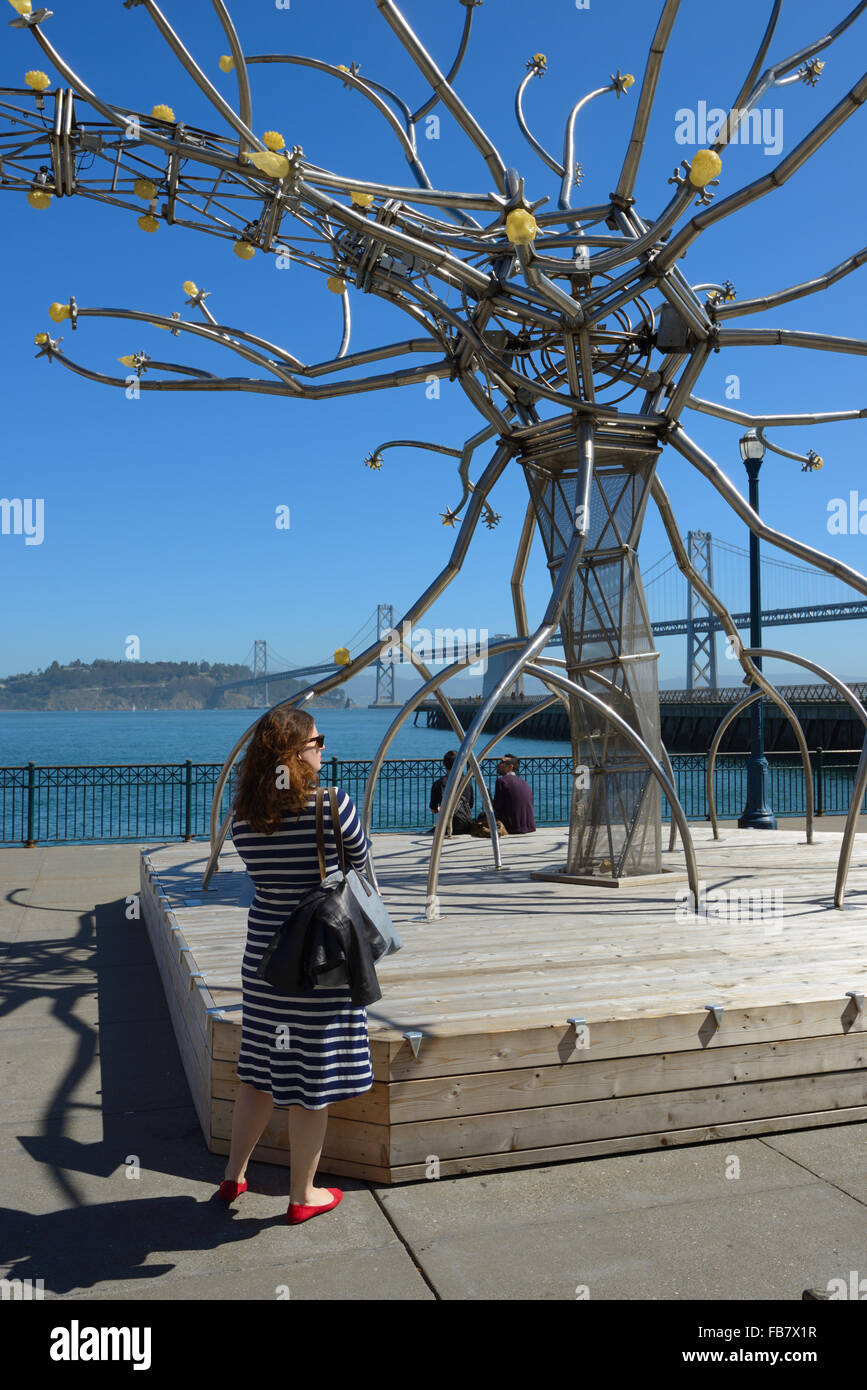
left=326, top=275, right=346, bottom=294
left=8, top=1, right=33, bottom=15
left=133, top=177, right=158, bottom=201
left=246, top=150, right=290, bottom=179
left=118, top=355, right=137, bottom=368
left=622, top=73, right=635, bottom=88
left=688, top=149, right=722, bottom=188
left=25, top=70, right=51, bottom=91
left=350, top=190, right=374, bottom=208
left=262, top=130, right=284, bottom=151
left=27, top=189, right=52, bottom=209
left=34, top=332, right=49, bottom=345
left=138, top=213, right=159, bottom=233
left=151, top=104, right=175, bottom=123
left=218, top=54, right=234, bottom=73
left=48, top=302, right=70, bottom=323
left=233, top=240, right=255, bottom=260
left=183, top=280, right=198, bottom=296
left=505, top=209, right=538, bottom=245
left=334, top=647, right=350, bottom=666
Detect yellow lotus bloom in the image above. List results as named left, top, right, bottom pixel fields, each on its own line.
left=218, top=54, right=234, bottom=73
left=326, top=275, right=346, bottom=294
left=151, top=104, right=175, bottom=123
left=133, top=177, right=158, bottom=201
left=137, top=213, right=159, bottom=233
left=233, top=240, right=255, bottom=260
left=27, top=189, right=52, bottom=209
left=48, top=302, right=70, bottom=323
left=688, top=149, right=722, bottom=188
left=262, top=130, right=284, bottom=151
left=25, top=70, right=51, bottom=91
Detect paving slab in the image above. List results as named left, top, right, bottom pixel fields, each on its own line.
left=762, top=1123, right=867, bottom=1205
left=395, top=1180, right=867, bottom=1300
left=54, top=1243, right=434, bottom=1300
left=376, top=1139, right=835, bottom=1237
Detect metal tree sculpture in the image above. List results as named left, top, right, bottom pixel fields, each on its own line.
left=6, top=0, right=867, bottom=915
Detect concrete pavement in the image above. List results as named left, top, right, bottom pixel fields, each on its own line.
left=1, top=843, right=865, bottom=1301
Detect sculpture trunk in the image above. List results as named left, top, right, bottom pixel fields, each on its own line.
left=521, top=422, right=663, bottom=877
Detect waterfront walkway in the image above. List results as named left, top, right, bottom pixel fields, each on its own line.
left=2, top=840, right=865, bottom=1300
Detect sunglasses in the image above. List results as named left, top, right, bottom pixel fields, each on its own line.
left=304, top=734, right=325, bottom=749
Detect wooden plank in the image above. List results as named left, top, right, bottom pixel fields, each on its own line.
left=388, top=1070, right=867, bottom=1164
left=382, top=1001, right=866, bottom=1076
left=383, top=1106, right=867, bottom=1183
left=210, top=1059, right=390, bottom=1124
left=208, top=1135, right=393, bottom=1184
left=387, top=1032, right=867, bottom=1122
left=210, top=1099, right=390, bottom=1167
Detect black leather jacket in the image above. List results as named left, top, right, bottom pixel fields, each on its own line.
left=257, top=874, right=383, bottom=1006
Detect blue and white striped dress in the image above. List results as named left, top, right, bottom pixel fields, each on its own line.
left=230, top=787, right=374, bottom=1110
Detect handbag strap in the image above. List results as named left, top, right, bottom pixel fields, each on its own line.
left=328, top=785, right=346, bottom=872
left=314, top=786, right=327, bottom=880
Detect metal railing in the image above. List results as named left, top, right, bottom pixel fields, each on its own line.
left=1, top=750, right=864, bottom=846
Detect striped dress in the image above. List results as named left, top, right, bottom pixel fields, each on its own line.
left=230, top=786, right=374, bottom=1110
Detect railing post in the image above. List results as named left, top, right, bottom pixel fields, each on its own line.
left=184, top=759, right=193, bottom=841
left=25, top=762, right=36, bottom=846
left=331, top=755, right=338, bottom=788
left=815, top=747, right=824, bottom=816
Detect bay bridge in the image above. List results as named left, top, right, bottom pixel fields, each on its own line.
left=221, top=534, right=867, bottom=708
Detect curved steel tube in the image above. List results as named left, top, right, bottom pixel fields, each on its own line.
left=200, top=438, right=515, bottom=887
left=359, top=638, right=530, bottom=888
left=705, top=689, right=814, bottom=843
left=738, top=647, right=867, bottom=909
left=425, top=421, right=595, bottom=906
left=445, top=660, right=699, bottom=914
left=362, top=634, right=502, bottom=883
left=834, top=732, right=867, bottom=908
left=211, top=0, right=253, bottom=153
left=650, top=472, right=824, bottom=828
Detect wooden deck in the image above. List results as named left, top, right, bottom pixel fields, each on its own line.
left=139, top=826, right=867, bottom=1184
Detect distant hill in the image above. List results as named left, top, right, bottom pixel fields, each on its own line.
left=0, top=658, right=314, bottom=711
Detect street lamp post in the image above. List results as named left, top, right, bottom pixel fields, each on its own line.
left=738, top=430, right=777, bottom=830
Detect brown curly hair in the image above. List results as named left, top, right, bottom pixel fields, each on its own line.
left=231, top=707, right=319, bottom=833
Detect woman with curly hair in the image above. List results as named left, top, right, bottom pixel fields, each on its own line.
left=216, top=706, right=372, bottom=1224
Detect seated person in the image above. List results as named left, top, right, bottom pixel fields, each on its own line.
left=492, top=754, right=536, bottom=834
left=429, top=749, right=474, bottom=834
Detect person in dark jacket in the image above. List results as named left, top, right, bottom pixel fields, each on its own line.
left=429, top=749, right=474, bottom=834
left=493, top=754, right=536, bottom=833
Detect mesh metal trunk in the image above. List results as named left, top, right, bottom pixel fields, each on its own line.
left=521, top=421, right=663, bottom=877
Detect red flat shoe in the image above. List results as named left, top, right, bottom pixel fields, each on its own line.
left=286, top=1188, right=342, bottom=1224
left=217, top=1178, right=248, bottom=1203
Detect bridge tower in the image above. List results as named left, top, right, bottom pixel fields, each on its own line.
left=252, top=639, right=269, bottom=708
left=686, top=532, right=718, bottom=690
left=369, top=604, right=402, bottom=708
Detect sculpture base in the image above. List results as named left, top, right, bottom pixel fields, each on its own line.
left=530, top=866, right=689, bottom=889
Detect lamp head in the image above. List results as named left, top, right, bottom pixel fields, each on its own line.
left=739, top=429, right=765, bottom=463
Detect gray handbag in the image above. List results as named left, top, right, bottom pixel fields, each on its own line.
left=313, top=787, right=402, bottom=988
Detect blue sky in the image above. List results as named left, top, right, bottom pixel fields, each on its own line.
left=2, top=0, right=866, bottom=688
